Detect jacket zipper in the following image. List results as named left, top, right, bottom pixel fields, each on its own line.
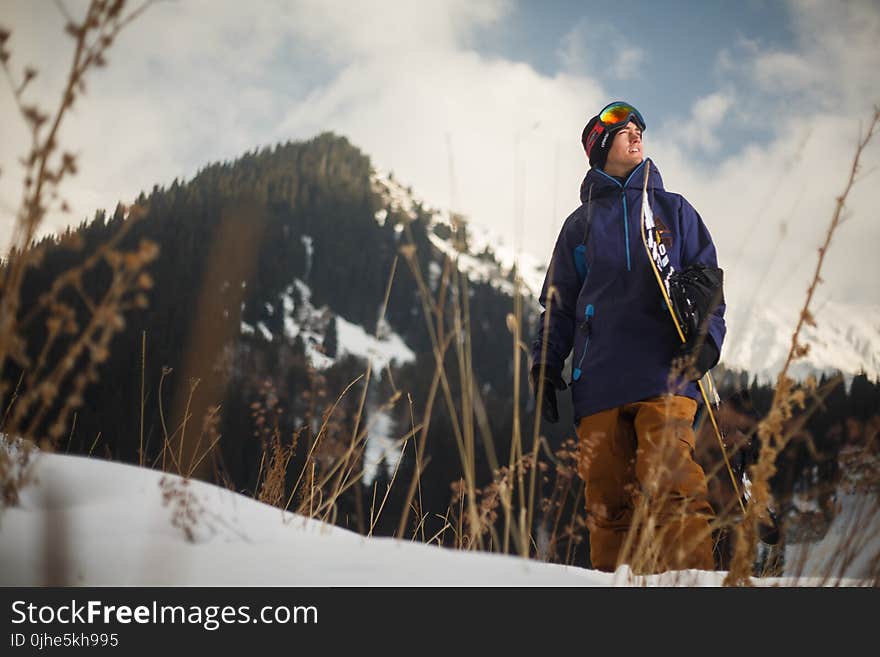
left=571, top=304, right=595, bottom=382
left=621, top=163, right=646, bottom=273
left=597, top=163, right=646, bottom=273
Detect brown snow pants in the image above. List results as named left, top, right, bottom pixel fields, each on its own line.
left=576, top=395, right=715, bottom=573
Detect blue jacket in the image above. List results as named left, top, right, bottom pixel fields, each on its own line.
left=530, top=158, right=726, bottom=422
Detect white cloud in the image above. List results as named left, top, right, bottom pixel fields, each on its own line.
left=1, top=0, right=878, bottom=335
left=286, top=0, right=507, bottom=60
left=0, top=0, right=299, bottom=241
left=646, top=0, right=880, bottom=324
left=753, top=51, right=815, bottom=93
left=558, top=19, right=645, bottom=80
left=755, top=0, right=880, bottom=109
left=667, top=92, right=734, bottom=153
left=275, top=49, right=603, bottom=257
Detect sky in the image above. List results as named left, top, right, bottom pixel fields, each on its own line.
left=2, top=0, right=879, bottom=321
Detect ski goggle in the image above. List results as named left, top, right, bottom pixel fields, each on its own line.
left=598, top=101, right=646, bottom=131
left=584, top=101, right=646, bottom=154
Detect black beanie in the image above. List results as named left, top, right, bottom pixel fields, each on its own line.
left=581, top=115, right=622, bottom=170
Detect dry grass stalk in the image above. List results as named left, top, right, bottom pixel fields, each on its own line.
left=159, top=475, right=204, bottom=543
left=516, top=260, right=557, bottom=557
left=284, top=372, right=363, bottom=513
left=394, top=330, right=453, bottom=539
left=368, top=434, right=409, bottom=537
left=0, top=434, right=34, bottom=507
left=257, top=427, right=301, bottom=509
left=0, top=1, right=155, bottom=513
left=399, top=231, right=482, bottom=547
left=399, top=213, right=555, bottom=554
left=396, top=209, right=585, bottom=560
left=155, top=366, right=173, bottom=470
left=725, top=107, right=880, bottom=586
left=151, top=369, right=222, bottom=479
left=186, top=404, right=223, bottom=478
left=535, top=437, right=586, bottom=563
left=138, top=330, right=146, bottom=465
left=309, top=387, right=414, bottom=524
left=403, top=392, right=427, bottom=542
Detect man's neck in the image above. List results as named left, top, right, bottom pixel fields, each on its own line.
left=602, top=162, right=639, bottom=179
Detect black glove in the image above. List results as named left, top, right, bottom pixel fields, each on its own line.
left=529, top=364, right=567, bottom=424
left=677, top=337, right=719, bottom=382
left=669, top=264, right=724, bottom=342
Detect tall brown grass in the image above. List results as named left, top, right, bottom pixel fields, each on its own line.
left=3, top=2, right=877, bottom=588
left=724, top=107, right=880, bottom=586
left=0, top=0, right=157, bottom=512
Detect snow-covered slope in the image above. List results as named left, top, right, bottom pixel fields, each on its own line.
left=0, top=452, right=675, bottom=586
left=424, top=213, right=547, bottom=299
left=371, top=170, right=545, bottom=299
left=1, top=451, right=872, bottom=586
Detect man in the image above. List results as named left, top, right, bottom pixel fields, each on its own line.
left=529, top=101, right=725, bottom=573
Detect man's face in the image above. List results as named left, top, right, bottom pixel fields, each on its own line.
left=604, top=120, right=643, bottom=175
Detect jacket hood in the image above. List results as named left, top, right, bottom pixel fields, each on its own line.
left=579, top=158, right=664, bottom=204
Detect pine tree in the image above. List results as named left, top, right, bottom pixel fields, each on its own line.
left=323, top=315, right=338, bottom=359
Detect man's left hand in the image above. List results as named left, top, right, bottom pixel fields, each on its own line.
left=677, top=338, right=719, bottom=382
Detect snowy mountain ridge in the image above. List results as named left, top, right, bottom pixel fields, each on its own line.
left=370, top=170, right=547, bottom=299
left=370, top=169, right=879, bottom=382
left=723, top=300, right=880, bottom=383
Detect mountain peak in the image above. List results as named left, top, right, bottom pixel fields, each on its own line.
left=723, top=300, right=880, bottom=382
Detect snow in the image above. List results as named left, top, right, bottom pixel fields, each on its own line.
left=301, top=234, right=313, bottom=280
left=425, top=224, right=545, bottom=301
left=279, top=280, right=335, bottom=369
left=781, top=444, right=880, bottom=579
left=372, top=167, right=547, bottom=300
left=281, top=289, right=295, bottom=316
left=371, top=170, right=418, bottom=221
left=428, top=260, right=442, bottom=292
left=256, top=322, right=273, bottom=341
left=427, top=230, right=514, bottom=295
left=0, top=450, right=874, bottom=586
left=283, top=314, right=299, bottom=340
left=281, top=285, right=298, bottom=339
left=463, top=218, right=547, bottom=300
left=722, top=301, right=880, bottom=382
left=293, top=279, right=312, bottom=306
left=271, top=279, right=415, bottom=377
left=306, top=344, right=335, bottom=370
left=335, top=315, right=415, bottom=379
left=361, top=406, right=399, bottom=486
left=784, top=493, right=880, bottom=580
left=0, top=452, right=601, bottom=586
left=792, top=492, right=821, bottom=514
